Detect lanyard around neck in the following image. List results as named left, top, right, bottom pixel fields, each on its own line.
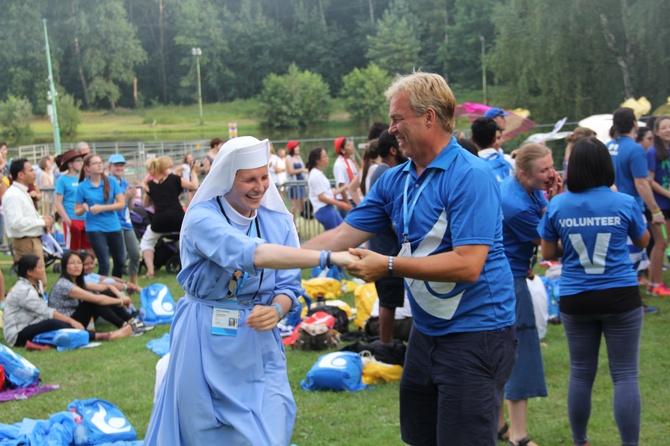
left=217, top=197, right=263, bottom=302
left=402, top=169, right=436, bottom=242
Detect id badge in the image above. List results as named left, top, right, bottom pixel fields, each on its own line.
left=399, top=241, right=412, bottom=258
left=212, top=308, right=240, bottom=337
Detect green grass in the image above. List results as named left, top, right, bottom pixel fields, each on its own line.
left=2, top=260, right=670, bottom=445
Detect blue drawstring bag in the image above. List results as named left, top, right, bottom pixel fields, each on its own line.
left=0, top=344, right=40, bottom=388
left=67, top=399, right=136, bottom=445
left=33, top=329, right=90, bottom=352
left=139, top=283, right=176, bottom=325
left=300, top=351, right=368, bottom=392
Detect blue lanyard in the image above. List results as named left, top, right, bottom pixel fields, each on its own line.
left=402, top=169, right=436, bottom=243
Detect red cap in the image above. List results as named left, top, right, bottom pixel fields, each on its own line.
left=286, top=140, right=300, bottom=151
left=334, top=137, right=346, bottom=154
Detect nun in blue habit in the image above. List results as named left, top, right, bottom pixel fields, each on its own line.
left=145, top=137, right=356, bottom=446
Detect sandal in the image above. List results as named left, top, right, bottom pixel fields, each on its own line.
left=498, top=423, right=509, bottom=441
left=509, top=435, right=535, bottom=446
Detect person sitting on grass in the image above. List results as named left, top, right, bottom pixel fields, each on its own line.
left=47, top=251, right=150, bottom=335
left=80, top=251, right=141, bottom=295
left=2, top=254, right=130, bottom=347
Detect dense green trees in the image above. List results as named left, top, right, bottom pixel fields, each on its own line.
left=0, top=0, right=667, bottom=128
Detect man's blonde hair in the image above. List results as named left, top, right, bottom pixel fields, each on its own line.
left=385, top=72, right=457, bottom=134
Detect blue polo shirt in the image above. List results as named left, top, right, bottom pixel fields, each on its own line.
left=54, top=174, right=85, bottom=221
left=607, top=136, right=647, bottom=211
left=646, top=146, right=670, bottom=210
left=114, top=176, right=134, bottom=231
left=500, top=176, right=547, bottom=277
left=74, top=176, right=122, bottom=232
left=346, top=137, right=515, bottom=336
left=538, top=187, right=646, bottom=295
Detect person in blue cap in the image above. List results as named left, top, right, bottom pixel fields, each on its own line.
left=484, top=107, right=509, bottom=133
left=107, top=154, right=141, bottom=288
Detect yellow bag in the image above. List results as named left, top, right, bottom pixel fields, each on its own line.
left=362, top=357, right=403, bottom=385
left=326, top=299, right=353, bottom=318
left=302, top=277, right=342, bottom=300
left=353, top=282, right=377, bottom=329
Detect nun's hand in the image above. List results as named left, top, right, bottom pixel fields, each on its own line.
left=247, top=304, right=281, bottom=331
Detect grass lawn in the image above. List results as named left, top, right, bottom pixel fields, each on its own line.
left=2, top=258, right=670, bottom=445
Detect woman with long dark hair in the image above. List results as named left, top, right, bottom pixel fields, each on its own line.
left=644, top=116, right=670, bottom=296
left=48, top=251, right=148, bottom=335
left=306, top=147, right=350, bottom=230
left=3, top=254, right=129, bottom=346
left=75, top=154, right=126, bottom=277
left=539, top=137, right=649, bottom=446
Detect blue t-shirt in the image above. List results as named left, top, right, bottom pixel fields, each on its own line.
left=538, top=187, right=646, bottom=295
left=114, top=176, right=133, bottom=231
left=500, top=176, right=548, bottom=277
left=646, top=146, right=670, bottom=210
left=345, top=137, right=515, bottom=336
left=607, top=136, right=647, bottom=211
left=74, top=176, right=122, bottom=232
left=54, top=174, right=85, bottom=221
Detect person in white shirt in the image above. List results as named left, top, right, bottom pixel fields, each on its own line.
left=332, top=137, right=359, bottom=216
left=2, top=158, right=53, bottom=261
left=306, top=147, right=351, bottom=230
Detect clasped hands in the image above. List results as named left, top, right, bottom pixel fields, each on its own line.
left=330, top=249, right=388, bottom=283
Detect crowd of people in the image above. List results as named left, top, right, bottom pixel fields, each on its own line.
left=0, top=70, right=666, bottom=446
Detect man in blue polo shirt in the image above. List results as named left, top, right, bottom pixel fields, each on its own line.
left=304, top=72, right=516, bottom=445
left=607, top=107, right=663, bottom=222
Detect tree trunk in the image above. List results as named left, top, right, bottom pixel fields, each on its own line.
left=74, top=37, right=90, bottom=106
left=158, top=0, right=169, bottom=104
left=598, top=0, right=634, bottom=99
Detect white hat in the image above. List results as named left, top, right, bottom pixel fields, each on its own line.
left=188, top=136, right=290, bottom=216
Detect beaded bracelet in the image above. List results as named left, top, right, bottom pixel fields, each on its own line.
left=388, top=256, right=394, bottom=277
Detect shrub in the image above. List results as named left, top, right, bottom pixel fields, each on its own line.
left=0, top=95, right=33, bottom=140
left=57, top=93, right=82, bottom=137
left=341, top=64, right=392, bottom=125
left=258, top=64, right=331, bottom=130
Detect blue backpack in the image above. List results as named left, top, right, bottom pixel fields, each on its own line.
left=67, top=399, right=137, bottom=445
left=33, top=329, right=89, bottom=352
left=484, top=152, right=513, bottom=184
left=139, top=284, right=176, bottom=325
left=300, top=351, right=368, bottom=392
left=0, top=344, right=40, bottom=388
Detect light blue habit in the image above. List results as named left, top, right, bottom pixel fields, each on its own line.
left=144, top=196, right=302, bottom=446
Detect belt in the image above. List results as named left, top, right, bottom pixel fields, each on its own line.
left=185, top=294, right=256, bottom=310
left=14, top=235, right=41, bottom=240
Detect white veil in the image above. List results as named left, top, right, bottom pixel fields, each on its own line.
left=188, top=136, right=290, bottom=216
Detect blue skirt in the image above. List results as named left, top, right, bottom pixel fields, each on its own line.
left=504, top=276, right=548, bottom=400
left=144, top=297, right=296, bottom=445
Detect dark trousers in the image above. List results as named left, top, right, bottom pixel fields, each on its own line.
left=400, top=326, right=517, bottom=446
left=562, top=307, right=642, bottom=446
left=86, top=230, right=126, bottom=278
left=71, top=300, right=131, bottom=328
left=15, top=319, right=71, bottom=347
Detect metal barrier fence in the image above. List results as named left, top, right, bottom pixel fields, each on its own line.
left=17, top=136, right=368, bottom=185
left=37, top=179, right=330, bottom=243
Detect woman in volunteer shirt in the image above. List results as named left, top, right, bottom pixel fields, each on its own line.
left=306, top=147, right=351, bottom=230
left=500, top=143, right=562, bottom=446
left=539, top=137, right=648, bottom=446
left=75, top=154, right=126, bottom=278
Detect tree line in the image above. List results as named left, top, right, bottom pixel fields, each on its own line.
left=0, top=0, right=667, bottom=127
